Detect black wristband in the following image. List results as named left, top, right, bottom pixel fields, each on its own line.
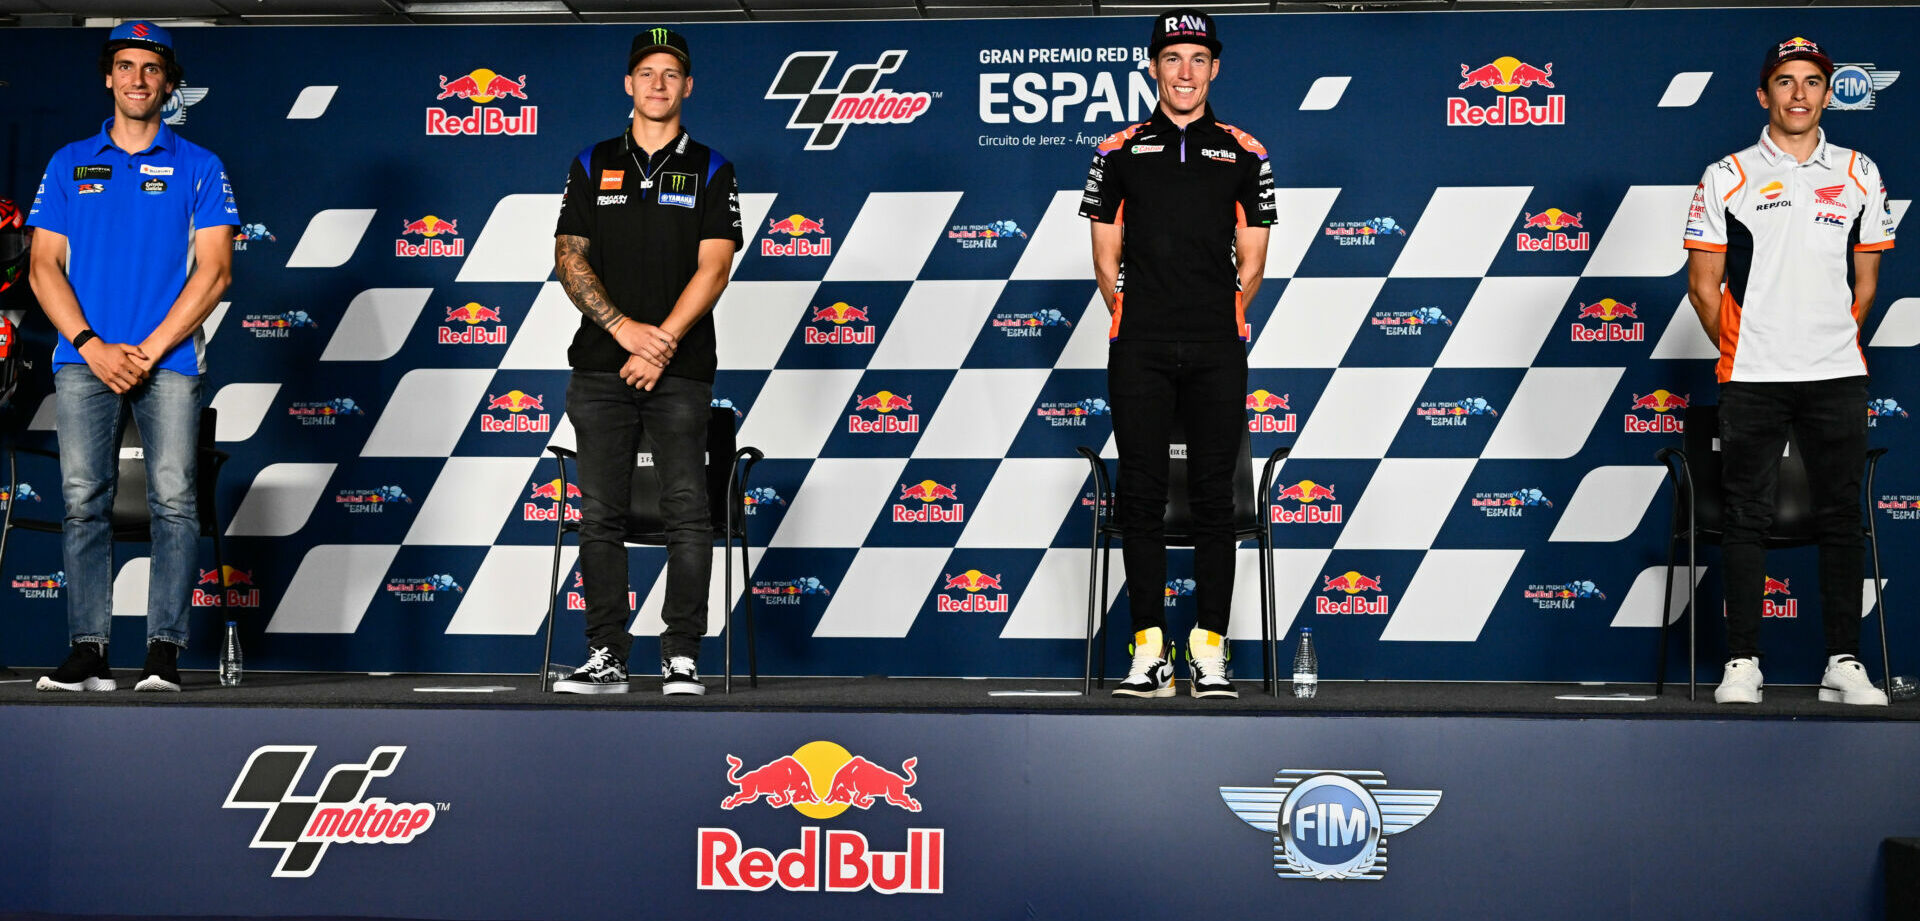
left=70, top=329, right=98, bottom=350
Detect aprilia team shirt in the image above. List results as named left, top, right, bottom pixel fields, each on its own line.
left=27, top=118, right=238, bottom=376
left=1081, top=104, right=1276, bottom=342
left=1685, top=127, right=1895, bottom=383
left=556, top=128, right=742, bottom=380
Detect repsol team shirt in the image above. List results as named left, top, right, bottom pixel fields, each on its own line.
left=1080, top=104, right=1276, bottom=342
left=1684, top=127, right=1895, bottom=383
left=27, top=118, right=239, bottom=376
left=555, top=128, right=741, bottom=381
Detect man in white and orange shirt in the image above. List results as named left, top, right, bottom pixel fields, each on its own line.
left=1683, top=35, right=1895, bottom=705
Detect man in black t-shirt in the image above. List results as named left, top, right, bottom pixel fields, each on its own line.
left=551, top=27, right=742, bottom=695
left=1081, top=9, right=1275, bottom=699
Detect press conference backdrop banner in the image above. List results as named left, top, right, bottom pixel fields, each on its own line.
left=0, top=9, right=1914, bottom=680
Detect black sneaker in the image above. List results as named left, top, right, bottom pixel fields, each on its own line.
left=1112, top=636, right=1174, bottom=699
left=554, top=646, right=629, bottom=694
left=662, top=656, right=705, bottom=696
left=37, top=642, right=116, bottom=692
left=135, top=641, right=183, bottom=692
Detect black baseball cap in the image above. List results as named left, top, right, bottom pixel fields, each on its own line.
left=630, top=27, right=690, bottom=74
left=1759, top=36, right=1833, bottom=88
left=1150, top=8, right=1222, bottom=59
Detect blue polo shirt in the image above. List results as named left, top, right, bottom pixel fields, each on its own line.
left=27, top=118, right=239, bottom=376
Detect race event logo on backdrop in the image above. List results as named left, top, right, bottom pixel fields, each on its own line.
left=224, top=746, right=440, bottom=878
left=767, top=51, right=933, bottom=150
left=427, top=68, right=538, bottom=135
left=702, top=741, right=943, bottom=894
left=1472, top=487, right=1551, bottom=518
left=161, top=84, right=208, bottom=125
left=1828, top=63, right=1899, bottom=111
left=1449, top=56, right=1565, bottom=126
left=1522, top=579, right=1604, bottom=609
left=1220, top=769, right=1440, bottom=880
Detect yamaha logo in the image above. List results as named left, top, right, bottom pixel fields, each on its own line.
left=767, top=50, right=933, bottom=150
left=1221, top=769, right=1440, bottom=880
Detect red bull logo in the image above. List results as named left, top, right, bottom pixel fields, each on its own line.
left=701, top=741, right=942, bottom=894
left=1448, top=57, right=1565, bottom=126
left=1247, top=389, right=1298, bottom=434
left=427, top=68, right=538, bottom=136
left=805, top=302, right=875, bottom=345
left=395, top=215, right=465, bottom=257
left=1516, top=208, right=1590, bottom=252
left=1317, top=571, right=1389, bottom=615
left=192, top=566, right=261, bottom=609
left=1625, top=390, right=1688, bottom=434
left=481, top=390, right=552, bottom=434
left=1570, top=298, right=1644, bottom=342
left=524, top=478, right=583, bottom=523
left=894, top=480, right=964, bottom=523
left=439, top=302, right=509, bottom=345
left=849, top=391, right=919, bottom=434
left=937, top=569, right=1008, bottom=613
left=1762, top=576, right=1798, bottom=618
left=763, top=214, right=832, bottom=257
left=1272, top=480, right=1342, bottom=525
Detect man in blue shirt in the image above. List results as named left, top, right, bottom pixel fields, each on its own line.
left=27, top=21, right=238, bottom=692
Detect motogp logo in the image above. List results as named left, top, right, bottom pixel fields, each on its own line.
left=223, top=746, right=439, bottom=878
left=767, top=50, right=933, bottom=150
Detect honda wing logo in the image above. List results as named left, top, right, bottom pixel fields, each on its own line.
left=766, top=50, right=932, bottom=150
left=223, top=745, right=438, bottom=877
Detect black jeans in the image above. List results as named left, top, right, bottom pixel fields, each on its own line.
left=565, top=370, right=713, bottom=662
left=1107, top=338, right=1248, bottom=637
left=1718, top=376, right=1868, bottom=660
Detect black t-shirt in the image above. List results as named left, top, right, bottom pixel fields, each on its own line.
left=1080, top=104, right=1275, bottom=342
left=554, top=128, right=742, bottom=380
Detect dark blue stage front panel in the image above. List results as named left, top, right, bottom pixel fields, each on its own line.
left=0, top=706, right=1912, bottom=919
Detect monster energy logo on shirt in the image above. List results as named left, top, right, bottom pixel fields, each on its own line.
left=658, top=171, right=696, bottom=208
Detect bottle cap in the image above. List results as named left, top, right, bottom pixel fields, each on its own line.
left=1301, top=627, right=1312, bottom=634
left=226, top=621, right=238, bottom=627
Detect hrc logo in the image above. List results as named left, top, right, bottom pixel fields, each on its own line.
left=1221, top=769, right=1441, bottom=880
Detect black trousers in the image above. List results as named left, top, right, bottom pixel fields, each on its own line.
left=565, top=370, right=713, bottom=662
left=1107, top=338, right=1248, bottom=638
left=1718, top=375, right=1868, bottom=660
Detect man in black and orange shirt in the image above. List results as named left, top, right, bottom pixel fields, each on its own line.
left=551, top=28, right=741, bottom=695
left=1684, top=36, right=1894, bottom=705
left=1081, top=9, right=1275, bottom=699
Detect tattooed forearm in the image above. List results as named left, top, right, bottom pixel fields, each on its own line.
left=555, top=235, right=626, bottom=332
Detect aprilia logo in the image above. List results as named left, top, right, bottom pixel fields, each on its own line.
left=223, top=745, right=438, bottom=877
left=767, top=50, right=932, bottom=150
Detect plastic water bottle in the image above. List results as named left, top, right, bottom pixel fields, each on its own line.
left=219, top=621, right=243, bottom=687
left=1292, top=627, right=1318, bottom=699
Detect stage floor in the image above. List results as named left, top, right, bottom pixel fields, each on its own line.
left=2, top=669, right=1915, bottom=719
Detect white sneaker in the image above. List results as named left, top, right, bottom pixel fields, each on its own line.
left=1713, top=656, right=1763, bottom=704
left=1819, top=655, right=1889, bottom=705
left=662, top=656, right=706, bottom=696
left=1186, top=627, right=1237, bottom=699
left=1112, top=628, right=1174, bottom=699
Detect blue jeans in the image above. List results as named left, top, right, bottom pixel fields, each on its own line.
left=54, top=364, right=202, bottom=648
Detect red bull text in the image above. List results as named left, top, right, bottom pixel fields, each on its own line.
left=849, top=392, right=919, bottom=434
left=1516, top=209, right=1589, bottom=252
left=1317, top=572, right=1389, bottom=614
left=481, top=391, right=552, bottom=433
left=894, top=481, right=964, bottom=523
left=426, top=69, right=538, bottom=136
left=763, top=214, right=833, bottom=257
left=439, top=303, right=508, bottom=344
left=1448, top=58, right=1566, bottom=127
left=396, top=216, right=465, bottom=257
left=1625, top=391, right=1688, bottom=433
left=1571, top=298, right=1643, bottom=342
left=937, top=569, right=1007, bottom=612
left=1271, top=481, right=1342, bottom=524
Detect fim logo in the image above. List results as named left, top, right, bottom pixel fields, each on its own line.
left=194, top=565, right=260, bottom=609
left=1221, top=769, right=1440, bottom=880
left=763, top=214, right=832, bottom=257
left=397, top=215, right=463, bottom=257
left=1247, top=390, right=1296, bottom=433
left=1830, top=64, right=1899, bottom=111
left=703, top=741, right=941, bottom=894
left=1516, top=208, right=1588, bottom=252
left=849, top=390, right=918, bottom=434
left=1272, top=480, right=1341, bottom=525
left=939, top=569, right=1007, bottom=613
left=223, top=745, right=438, bottom=878
left=806, top=302, right=875, bottom=345
left=1571, top=298, right=1642, bottom=342
left=440, top=303, right=508, bottom=345
left=766, top=50, right=933, bottom=150
left=161, top=84, right=209, bottom=126
left=1472, top=487, right=1551, bottom=518
left=1318, top=572, right=1387, bottom=615
left=428, top=68, right=537, bottom=136
left=895, top=480, right=964, bottom=523
left=481, top=390, right=551, bottom=434
left=1868, top=398, right=1908, bottom=427
left=1449, top=56, right=1565, bottom=126
left=1625, top=390, right=1688, bottom=434
left=1763, top=576, right=1798, bottom=619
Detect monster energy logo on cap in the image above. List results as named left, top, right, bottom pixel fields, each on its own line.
left=630, top=26, right=691, bottom=73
